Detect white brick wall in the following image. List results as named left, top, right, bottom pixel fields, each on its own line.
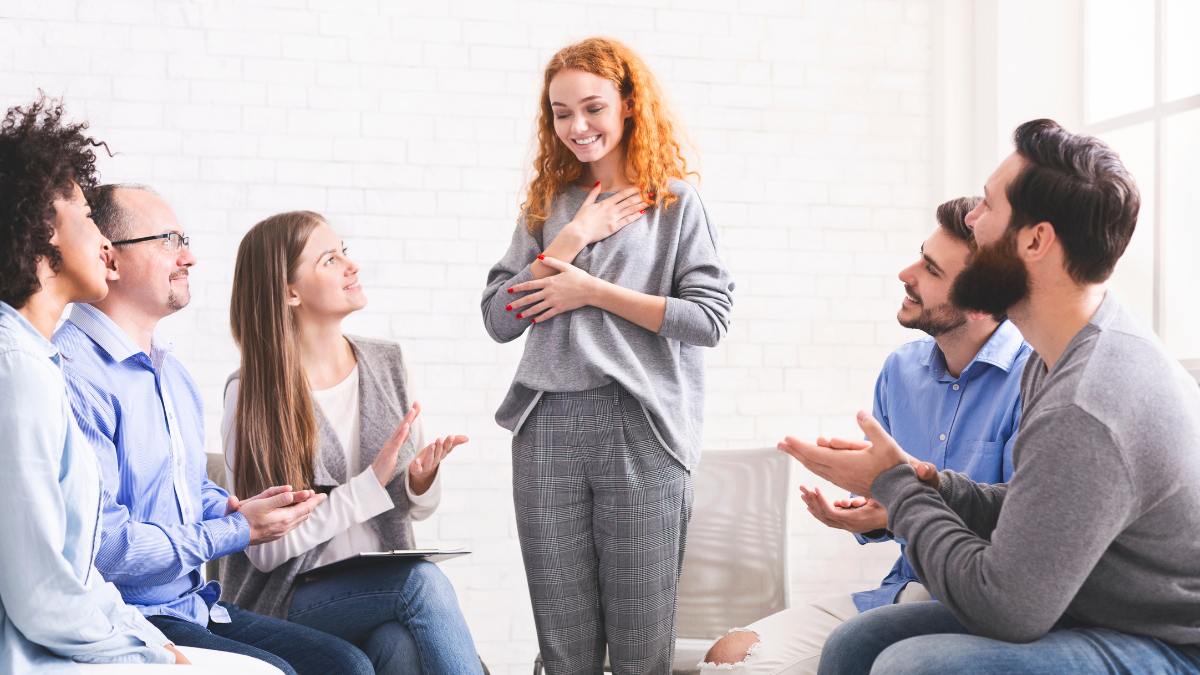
left=2, top=1, right=941, bottom=670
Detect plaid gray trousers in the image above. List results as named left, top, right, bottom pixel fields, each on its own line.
left=514, top=383, right=694, bottom=675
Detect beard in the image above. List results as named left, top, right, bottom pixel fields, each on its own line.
left=898, top=298, right=968, bottom=337
left=950, top=227, right=1030, bottom=321
left=167, top=270, right=190, bottom=311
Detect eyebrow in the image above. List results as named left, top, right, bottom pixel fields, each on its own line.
left=316, top=243, right=344, bottom=262
left=920, top=243, right=944, bottom=274
left=551, top=95, right=604, bottom=107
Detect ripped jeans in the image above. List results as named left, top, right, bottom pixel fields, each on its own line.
left=698, top=584, right=931, bottom=674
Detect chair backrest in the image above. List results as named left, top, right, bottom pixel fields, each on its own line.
left=206, top=452, right=230, bottom=491
left=675, top=448, right=791, bottom=640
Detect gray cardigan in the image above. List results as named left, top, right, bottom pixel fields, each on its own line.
left=481, top=179, right=734, bottom=469
left=218, top=335, right=421, bottom=618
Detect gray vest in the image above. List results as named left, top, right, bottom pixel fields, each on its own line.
left=218, top=335, right=419, bottom=618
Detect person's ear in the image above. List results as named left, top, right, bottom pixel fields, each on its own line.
left=1021, top=221, right=1057, bottom=264
left=286, top=285, right=301, bottom=307
left=622, top=97, right=634, bottom=120
left=104, top=247, right=120, bottom=282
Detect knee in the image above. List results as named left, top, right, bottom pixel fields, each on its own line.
left=397, top=561, right=464, bottom=620
left=870, top=639, right=954, bottom=675
left=407, top=561, right=456, bottom=598
left=701, top=629, right=760, bottom=667
left=337, top=645, right=374, bottom=675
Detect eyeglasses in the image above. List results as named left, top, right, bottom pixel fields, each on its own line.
left=111, top=232, right=190, bottom=252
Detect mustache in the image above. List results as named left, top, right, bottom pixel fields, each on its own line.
left=169, top=269, right=189, bottom=280
left=903, top=283, right=921, bottom=304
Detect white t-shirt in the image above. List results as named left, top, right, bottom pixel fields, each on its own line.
left=221, top=367, right=441, bottom=573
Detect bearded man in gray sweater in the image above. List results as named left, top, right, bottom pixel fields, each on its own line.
left=782, top=118, right=1200, bottom=675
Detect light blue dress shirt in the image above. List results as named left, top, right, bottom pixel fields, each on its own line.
left=852, top=320, right=1031, bottom=612
left=53, top=303, right=249, bottom=626
left=0, top=301, right=173, bottom=672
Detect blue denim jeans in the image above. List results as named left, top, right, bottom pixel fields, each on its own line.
left=148, top=601, right=372, bottom=675
left=819, top=600, right=1200, bottom=675
left=288, top=558, right=482, bottom=675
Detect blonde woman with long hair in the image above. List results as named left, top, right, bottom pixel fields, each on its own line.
left=481, top=37, right=735, bottom=673
left=220, top=212, right=482, bottom=674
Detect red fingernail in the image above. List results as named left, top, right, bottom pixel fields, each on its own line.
left=640, top=209, right=645, bottom=214
left=593, top=181, right=600, bottom=187
left=505, top=304, right=512, bottom=311
left=506, top=287, right=513, bottom=294
left=516, top=313, right=523, bottom=319
left=537, top=254, right=545, bottom=260
left=530, top=318, right=536, bottom=324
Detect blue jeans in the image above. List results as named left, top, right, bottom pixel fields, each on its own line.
left=288, top=558, right=482, bottom=675
left=148, top=601, right=372, bottom=675
left=819, top=600, right=1200, bottom=675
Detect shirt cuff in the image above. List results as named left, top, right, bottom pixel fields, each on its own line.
left=404, top=468, right=442, bottom=521
left=854, top=528, right=892, bottom=544
left=204, top=511, right=251, bottom=561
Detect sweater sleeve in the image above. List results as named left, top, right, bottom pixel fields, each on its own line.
left=872, top=405, right=1135, bottom=643
left=221, top=380, right=393, bottom=572
left=481, top=219, right=540, bottom=344
left=657, top=188, right=735, bottom=347
left=934, top=470, right=1010, bottom=539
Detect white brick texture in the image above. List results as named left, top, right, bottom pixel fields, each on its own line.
left=1, top=1, right=940, bottom=670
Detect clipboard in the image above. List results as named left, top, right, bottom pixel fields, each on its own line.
left=296, top=548, right=470, bottom=583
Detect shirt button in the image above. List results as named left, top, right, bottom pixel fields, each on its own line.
left=939, top=433, right=947, bottom=441
left=952, top=384, right=960, bottom=391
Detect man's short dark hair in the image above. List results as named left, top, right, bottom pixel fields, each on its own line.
left=1008, top=118, right=1140, bottom=284
left=86, top=183, right=156, bottom=242
left=0, top=96, right=107, bottom=308
left=935, top=196, right=982, bottom=250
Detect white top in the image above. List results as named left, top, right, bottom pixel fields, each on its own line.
left=221, top=367, right=441, bottom=573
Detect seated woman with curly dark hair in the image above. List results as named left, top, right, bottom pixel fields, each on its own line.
left=0, top=96, right=195, bottom=672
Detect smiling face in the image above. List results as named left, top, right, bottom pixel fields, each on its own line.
left=548, top=68, right=632, bottom=167
left=287, top=222, right=365, bottom=325
left=106, top=188, right=195, bottom=318
left=49, top=182, right=111, bottom=304
left=896, top=226, right=972, bottom=336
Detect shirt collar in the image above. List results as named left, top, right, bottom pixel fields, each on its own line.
left=0, top=301, right=60, bottom=360
left=920, top=319, right=1027, bottom=380
left=970, top=320, right=1027, bottom=373
left=67, top=303, right=145, bottom=363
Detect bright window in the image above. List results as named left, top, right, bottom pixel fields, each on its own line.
left=1085, top=0, right=1200, bottom=360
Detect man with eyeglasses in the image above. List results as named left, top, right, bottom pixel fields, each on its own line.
left=52, top=185, right=374, bottom=675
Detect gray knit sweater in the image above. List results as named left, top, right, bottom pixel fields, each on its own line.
left=218, top=335, right=421, bottom=619
left=481, top=180, right=735, bottom=469
left=873, top=293, right=1200, bottom=645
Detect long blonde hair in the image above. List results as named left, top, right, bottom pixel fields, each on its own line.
left=522, top=37, right=693, bottom=233
left=228, top=211, right=324, bottom=497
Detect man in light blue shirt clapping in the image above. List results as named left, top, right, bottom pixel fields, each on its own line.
left=701, top=197, right=1031, bottom=674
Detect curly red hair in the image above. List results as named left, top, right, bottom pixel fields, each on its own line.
left=522, top=37, right=694, bottom=233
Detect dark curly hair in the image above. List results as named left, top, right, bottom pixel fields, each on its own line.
left=0, top=96, right=108, bottom=308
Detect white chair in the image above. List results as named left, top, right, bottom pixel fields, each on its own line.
left=533, top=447, right=792, bottom=674
left=672, top=447, right=791, bottom=672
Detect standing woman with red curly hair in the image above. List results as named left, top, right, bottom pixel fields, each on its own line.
left=481, top=37, right=735, bottom=673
